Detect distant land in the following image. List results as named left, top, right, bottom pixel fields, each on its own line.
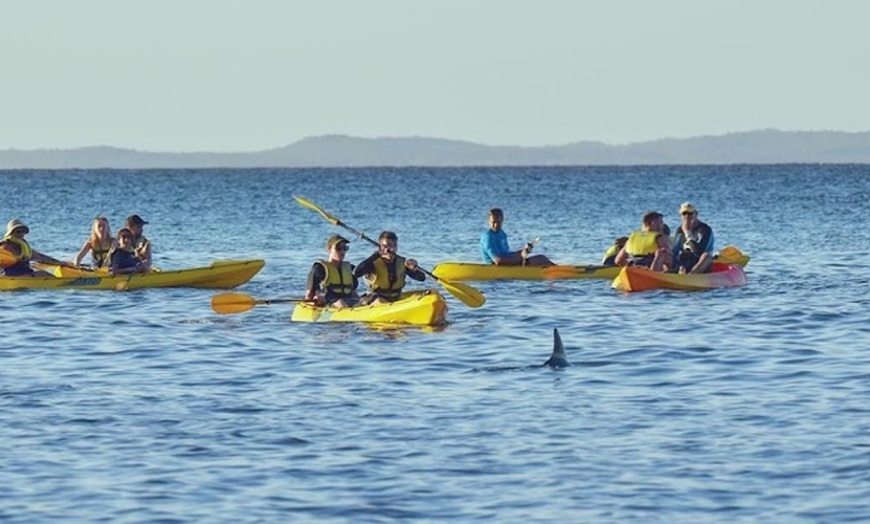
left=1, top=129, right=869, bottom=169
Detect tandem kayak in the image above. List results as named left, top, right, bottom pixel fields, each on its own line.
left=290, top=289, right=448, bottom=326
left=431, top=262, right=621, bottom=281
left=0, top=259, right=265, bottom=291
left=611, top=263, right=747, bottom=292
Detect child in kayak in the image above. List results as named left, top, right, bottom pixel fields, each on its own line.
left=73, top=216, right=116, bottom=269
left=107, top=228, right=148, bottom=275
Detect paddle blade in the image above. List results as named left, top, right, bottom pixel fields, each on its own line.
left=211, top=292, right=258, bottom=315
left=716, top=246, right=750, bottom=266
left=294, top=195, right=340, bottom=226
left=437, top=278, right=486, bottom=308
left=0, top=248, right=20, bottom=269
left=542, top=265, right=582, bottom=279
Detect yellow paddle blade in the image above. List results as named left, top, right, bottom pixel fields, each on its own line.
left=294, top=195, right=341, bottom=225
left=716, top=246, right=750, bottom=266
left=211, top=292, right=258, bottom=315
left=436, top=278, right=486, bottom=308
left=542, top=265, right=583, bottom=279
left=0, top=248, right=20, bottom=269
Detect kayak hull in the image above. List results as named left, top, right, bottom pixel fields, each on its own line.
left=612, top=263, right=747, bottom=292
left=1, top=259, right=265, bottom=291
left=432, top=262, right=621, bottom=281
left=291, top=289, right=448, bottom=326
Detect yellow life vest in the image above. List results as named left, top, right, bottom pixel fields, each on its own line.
left=602, top=243, right=621, bottom=263
left=365, top=256, right=407, bottom=299
left=318, top=260, right=355, bottom=297
left=625, top=230, right=660, bottom=257
left=91, top=237, right=113, bottom=267
left=1, top=236, right=32, bottom=261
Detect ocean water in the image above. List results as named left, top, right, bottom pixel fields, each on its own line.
left=1, top=165, right=869, bottom=522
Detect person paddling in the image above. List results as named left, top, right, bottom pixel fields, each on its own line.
left=304, top=235, right=360, bottom=309
left=354, top=231, right=425, bottom=305
left=0, top=219, right=66, bottom=277
left=480, top=208, right=553, bottom=266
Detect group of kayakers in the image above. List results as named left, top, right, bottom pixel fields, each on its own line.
left=479, top=201, right=715, bottom=274
left=4, top=201, right=715, bottom=307
left=0, top=214, right=153, bottom=277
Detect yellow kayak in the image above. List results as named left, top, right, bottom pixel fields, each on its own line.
left=431, top=262, right=620, bottom=281
left=291, top=289, right=448, bottom=326
left=1, top=259, right=264, bottom=291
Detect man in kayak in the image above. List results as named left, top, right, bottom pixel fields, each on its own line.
left=672, top=202, right=715, bottom=274
left=126, top=214, right=152, bottom=270
left=354, top=231, right=425, bottom=305
left=615, top=211, right=673, bottom=272
left=0, top=219, right=67, bottom=277
left=480, top=208, right=553, bottom=266
left=107, top=228, right=148, bottom=275
left=304, top=235, right=360, bottom=308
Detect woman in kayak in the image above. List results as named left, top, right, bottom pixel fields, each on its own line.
left=107, top=228, right=148, bottom=275
left=480, top=208, right=553, bottom=266
left=354, top=231, right=425, bottom=305
left=304, top=235, right=360, bottom=309
left=73, top=216, right=116, bottom=269
left=0, top=219, right=66, bottom=277
left=615, top=211, right=672, bottom=272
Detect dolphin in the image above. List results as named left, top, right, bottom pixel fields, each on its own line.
left=542, top=328, right=570, bottom=369
left=470, top=328, right=571, bottom=372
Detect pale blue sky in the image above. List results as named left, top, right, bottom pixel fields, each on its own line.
left=1, top=0, right=868, bottom=151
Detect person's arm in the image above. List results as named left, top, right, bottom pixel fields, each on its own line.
left=31, top=250, right=65, bottom=266
left=74, top=240, right=91, bottom=266
left=689, top=226, right=715, bottom=274
left=353, top=252, right=379, bottom=278
left=304, top=264, right=326, bottom=303
left=404, top=258, right=426, bottom=281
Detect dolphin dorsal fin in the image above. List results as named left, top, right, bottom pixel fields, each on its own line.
left=544, top=328, right=570, bottom=368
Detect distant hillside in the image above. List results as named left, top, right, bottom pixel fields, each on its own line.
left=1, top=129, right=869, bottom=169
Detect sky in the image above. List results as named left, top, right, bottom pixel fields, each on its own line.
left=1, top=0, right=868, bottom=152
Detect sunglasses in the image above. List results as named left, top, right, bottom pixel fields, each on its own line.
left=681, top=211, right=695, bottom=216
left=334, top=244, right=349, bottom=252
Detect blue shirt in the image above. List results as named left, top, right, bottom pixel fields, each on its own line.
left=480, top=229, right=511, bottom=264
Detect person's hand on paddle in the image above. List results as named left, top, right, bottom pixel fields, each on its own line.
left=404, top=258, right=419, bottom=271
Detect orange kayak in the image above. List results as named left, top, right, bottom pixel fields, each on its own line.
left=612, top=263, right=748, bottom=292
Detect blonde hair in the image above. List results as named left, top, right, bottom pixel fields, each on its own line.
left=89, top=216, right=113, bottom=249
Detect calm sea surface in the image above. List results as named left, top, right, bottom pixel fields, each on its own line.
left=2, top=165, right=869, bottom=522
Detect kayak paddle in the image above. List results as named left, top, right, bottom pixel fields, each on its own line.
left=211, top=292, right=304, bottom=315
left=293, top=195, right=486, bottom=308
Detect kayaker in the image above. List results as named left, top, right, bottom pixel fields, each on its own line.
left=304, top=235, right=360, bottom=309
left=480, top=208, right=553, bottom=266
left=106, top=228, right=148, bottom=275
left=354, top=231, right=425, bottom=305
left=73, top=216, right=116, bottom=269
left=0, top=219, right=66, bottom=277
left=615, top=211, right=672, bottom=272
left=672, top=202, right=715, bottom=274
left=125, top=214, right=152, bottom=270
left=601, top=237, right=629, bottom=265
